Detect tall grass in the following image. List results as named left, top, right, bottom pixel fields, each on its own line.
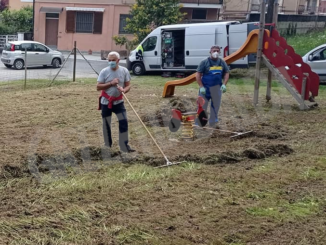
left=286, top=29, right=326, bottom=56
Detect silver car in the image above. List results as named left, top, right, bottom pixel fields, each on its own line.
left=1, top=41, right=65, bottom=70
left=302, top=44, right=326, bottom=81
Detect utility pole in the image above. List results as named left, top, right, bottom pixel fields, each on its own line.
left=32, top=0, right=35, bottom=40
left=265, top=0, right=275, bottom=23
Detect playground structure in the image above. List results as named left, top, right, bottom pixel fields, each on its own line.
left=162, top=29, right=265, bottom=97
left=162, top=4, right=320, bottom=110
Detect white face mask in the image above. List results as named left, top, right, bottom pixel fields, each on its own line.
left=212, top=51, right=220, bottom=59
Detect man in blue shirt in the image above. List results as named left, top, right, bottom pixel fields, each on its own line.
left=196, top=45, right=230, bottom=128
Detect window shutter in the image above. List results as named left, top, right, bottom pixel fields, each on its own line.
left=93, top=12, right=103, bottom=34
left=66, top=11, right=76, bottom=33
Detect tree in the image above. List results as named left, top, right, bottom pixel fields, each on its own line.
left=112, top=35, right=138, bottom=56
left=0, top=6, right=33, bottom=34
left=0, top=0, right=8, bottom=12
left=125, top=0, right=185, bottom=42
left=265, top=0, right=275, bottom=24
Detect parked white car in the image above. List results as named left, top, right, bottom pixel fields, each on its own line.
left=1, top=41, right=65, bottom=70
left=302, top=44, right=326, bottom=81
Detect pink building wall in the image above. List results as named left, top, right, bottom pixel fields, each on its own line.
left=207, top=9, right=217, bottom=20
left=320, top=0, right=326, bottom=12
left=35, top=2, right=219, bottom=52
left=34, top=2, right=133, bottom=52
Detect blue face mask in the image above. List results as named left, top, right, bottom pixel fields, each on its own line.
left=108, top=61, right=117, bottom=69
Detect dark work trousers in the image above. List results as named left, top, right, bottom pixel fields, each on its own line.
left=101, top=102, right=129, bottom=151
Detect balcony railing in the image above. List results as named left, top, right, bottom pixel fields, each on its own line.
left=180, top=0, right=223, bottom=4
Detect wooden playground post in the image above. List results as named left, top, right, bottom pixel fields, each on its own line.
left=272, top=1, right=279, bottom=30
left=253, top=0, right=266, bottom=106
left=266, top=0, right=279, bottom=101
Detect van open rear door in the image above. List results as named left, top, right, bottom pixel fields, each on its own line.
left=228, top=23, right=250, bottom=69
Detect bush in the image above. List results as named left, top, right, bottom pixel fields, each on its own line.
left=0, top=23, right=14, bottom=35
left=286, top=29, right=326, bottom=56
left=0, top=6, right=33, bottom=35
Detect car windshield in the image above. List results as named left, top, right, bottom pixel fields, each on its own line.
left=4, top=43, right=12, bottom=51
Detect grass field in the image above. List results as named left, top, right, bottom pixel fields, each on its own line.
left=1, top=74, right=326, bottom=244
left=286, top=29, right=326, bottom=56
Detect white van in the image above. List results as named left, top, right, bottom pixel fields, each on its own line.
left=127, top=21, right=259, bottom=75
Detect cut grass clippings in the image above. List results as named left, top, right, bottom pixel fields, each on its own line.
left=1, top=69, right=326, bottom=244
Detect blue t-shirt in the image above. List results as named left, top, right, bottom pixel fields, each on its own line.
left=196, top=57, right=230, bottom=77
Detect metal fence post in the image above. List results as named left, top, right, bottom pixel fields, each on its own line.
left=73, top=41, right=77, bottom=82
left=24, top=48, right=27, bottom=90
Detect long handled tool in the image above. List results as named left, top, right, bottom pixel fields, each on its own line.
left=122, top=91, right=184, bottom=168
left=193, top=125, right=253, bottom=138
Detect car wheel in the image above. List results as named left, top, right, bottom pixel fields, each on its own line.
left=4, top=64, right=12, bottom=68
left=132, top=63, right=145, bottom=76
left=13, top=59, right=24, bottom=70
left=52, top=58, right=61, bottom=68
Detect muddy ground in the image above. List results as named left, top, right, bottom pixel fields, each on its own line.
left=0, top=76, right=326, bottom=244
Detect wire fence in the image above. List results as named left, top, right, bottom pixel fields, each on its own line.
left=0, top=47, right=108, bottom=92
left=0, top=23, right=324, bottom=92
left=0, top=35, right=18, bottom=49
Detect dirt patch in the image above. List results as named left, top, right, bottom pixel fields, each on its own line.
left=140, top=97, right=198, bottom=127
left=12, top=147, right=122, bottom=179
left=243, top=144, right=293, bottom=159
left=263, top=144, right=294, bottom=157
left=253, top=131, right=286, bottom=139
left=1, top=78, right=326, bottom=244
left=169, top=97, right=197, bottom=113
left=140, top=109, right=171, bottom=127
left=2, top=164, right=24, bottom=178
left=243, top=148, right=266, bottom=159
left=13, top=144, right=294, bottom=176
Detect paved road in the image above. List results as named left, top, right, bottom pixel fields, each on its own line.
left=0, top=57, right=127, bottom=82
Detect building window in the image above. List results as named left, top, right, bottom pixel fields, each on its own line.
left=192, top=9, right=207, bottom=19
left=46, top=13, right=59, bottom=19
left=66, top=11, right=103, bottom=34
left=119, top=14, right=132, bottom=34
left=76, top=12, right=93, bottom=33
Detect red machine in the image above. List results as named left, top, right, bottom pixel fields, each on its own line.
left=169, top=97, right=208, bottom=134
left=168, top=97, right=253, bottom=139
